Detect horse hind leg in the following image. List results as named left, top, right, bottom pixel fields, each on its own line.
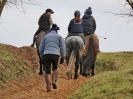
left=67, top=50, right=74, bottom=80
left=37, top=50, right=43, bottom=75
left=74, top=48, right=82, bottom=79
left=91, top=63, right=95, bottom=76
left=74, top=59, right=79, bottom=79
left=39, top=60, right=43, bottom=75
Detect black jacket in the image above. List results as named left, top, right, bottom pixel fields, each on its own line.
left=82, top=15, right=96, bottom=35
left=38, top=13, right=52, bottom=31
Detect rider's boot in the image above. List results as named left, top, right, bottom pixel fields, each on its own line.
left=52, top=69, right=58, bottom=89
left=45, top=74, right=51, bottom=92
left=31, top=37, right=36, bottom=47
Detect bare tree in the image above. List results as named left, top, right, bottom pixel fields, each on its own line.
left=0, top=0, right=7, bottom=16
left=126, top=0, right=133, bottom=9
left=0, top=0, right=38, bottom=16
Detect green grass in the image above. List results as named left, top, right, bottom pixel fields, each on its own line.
left=0, top=44, right=33, bottom=88
left=68, top=52, right=133, bottom=99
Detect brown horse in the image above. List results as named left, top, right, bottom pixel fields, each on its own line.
left=82, top=34, right=99, bottom=76
left=35, top=30, right=47, bottom=75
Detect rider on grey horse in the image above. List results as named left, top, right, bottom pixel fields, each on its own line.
left=68, top=10, right=85, bottom=43
left=66, top=10, right=85, bottom=79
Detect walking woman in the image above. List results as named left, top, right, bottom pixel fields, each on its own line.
left=39, top=24, right=66, bottom=92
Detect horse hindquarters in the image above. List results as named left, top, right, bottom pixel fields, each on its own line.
left=66, top=36, right=84, bottom=79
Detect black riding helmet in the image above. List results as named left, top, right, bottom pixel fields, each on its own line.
left=46, top=8, right=54, bottom=14
left=74, top=10, right=81, bottom=17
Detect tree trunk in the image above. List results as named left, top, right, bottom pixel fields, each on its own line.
left=127, top=0, right=133, bottom=9
left=0, top=0, right=7, bottom=16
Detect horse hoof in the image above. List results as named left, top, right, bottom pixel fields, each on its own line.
left=74, top=74, right=78, bottom=79
left=39, top=72, right=43, bottom=75
left=81, top=73, right=88, bottom=77
left=91, top=73, right=95, bottom=76
left=67, top=73, right=72, bottom=80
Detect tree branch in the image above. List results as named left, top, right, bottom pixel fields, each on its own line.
left=0, top=0, right=7, bottom=16
left=106, top=11, right=133, bottom=17
left=127, top=0, right=133, bottom=9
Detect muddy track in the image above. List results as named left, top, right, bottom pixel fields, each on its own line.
left=0, top=66, right=87, bottom=99
left=0, top=46, right=88, bottom=99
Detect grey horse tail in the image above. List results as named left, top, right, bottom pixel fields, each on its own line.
left=73, top=40, right=80, bottom=57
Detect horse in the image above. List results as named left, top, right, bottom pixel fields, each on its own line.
left=82, top=34, right=99, bottom=77
left=65, top=35, right=84, bottom=79
left=35, top=30, right=47, bottom=75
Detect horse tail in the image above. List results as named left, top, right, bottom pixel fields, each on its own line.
left=71, top=40, right=80, bottom=57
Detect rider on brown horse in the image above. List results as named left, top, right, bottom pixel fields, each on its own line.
left=82, top=7, right=99, bottom=77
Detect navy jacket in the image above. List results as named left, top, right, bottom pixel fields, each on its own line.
left=68, top=19, right=84, bottom=34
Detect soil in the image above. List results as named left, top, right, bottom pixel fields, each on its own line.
left=0, top=46, right=88, bottom=99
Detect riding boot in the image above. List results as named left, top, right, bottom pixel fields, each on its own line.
left=31, top=35, right=36, bottom=47
left=31, top=28, right=41, bottom=47
left=52, top=69, right=58, bottom=89
left=44, top=74, right=51, bottom=92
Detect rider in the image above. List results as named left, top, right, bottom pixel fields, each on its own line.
left=82, top=7, right=98, bottom=55
left=68, top=10, right=84, bottom=42
left=31, top=8, right=54, bottom=47
left=67, top=10, right=84, bottom=79
left=39, top=24, right=66, bottom=92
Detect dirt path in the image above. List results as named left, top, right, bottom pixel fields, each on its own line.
left=0, top=66, right=87, bottom=99
left=0, top=46, right=88, bottom=99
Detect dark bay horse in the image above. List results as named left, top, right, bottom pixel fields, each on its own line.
left=82, top=34, right=99, bottom=76
left=35, top=30, right=47, bottom=75
left=65, top=35, right=84, bottom=79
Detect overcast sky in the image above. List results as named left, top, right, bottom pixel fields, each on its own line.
left=0, top=0, right=133, bottom=52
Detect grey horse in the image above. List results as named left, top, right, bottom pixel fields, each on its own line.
left=65, top=35, right=84, bottom=79
left=35, top=30, right=47, bottom=75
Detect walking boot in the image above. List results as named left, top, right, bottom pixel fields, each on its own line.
left=52, top=69, right=58, bottom=89
left=45, top=74, right=51, bottom=92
